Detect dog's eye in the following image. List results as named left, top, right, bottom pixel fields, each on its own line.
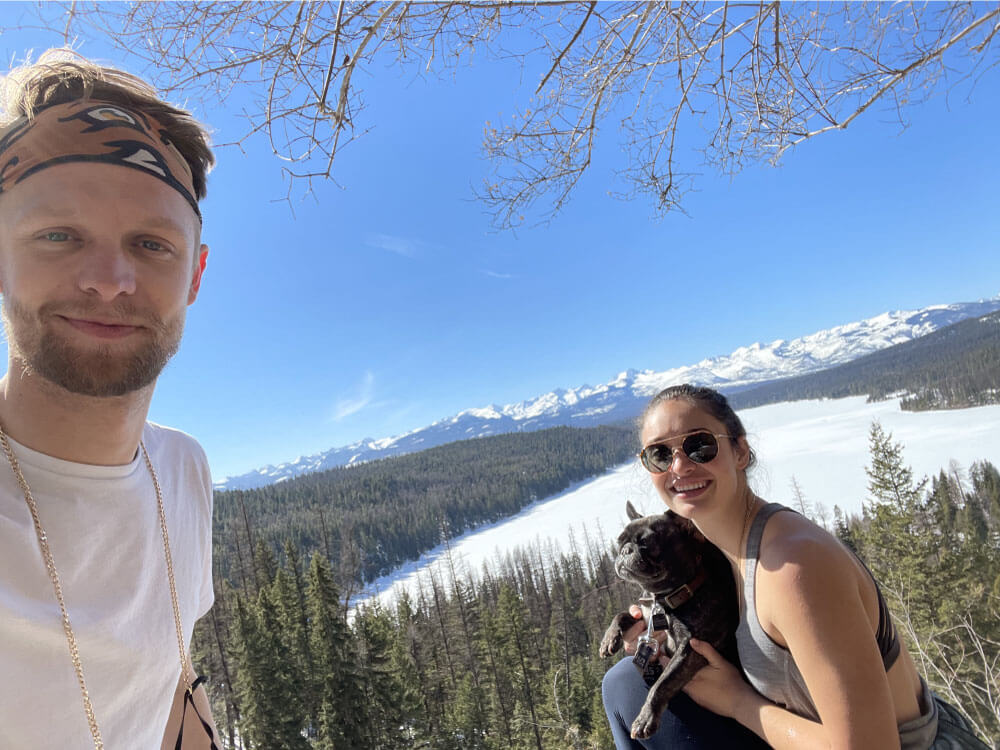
left=639, top=536, right=659, bottom=554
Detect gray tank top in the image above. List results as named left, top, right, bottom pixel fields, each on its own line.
left=734, top=504, right=988, bottom=748
left=735, top=503, right=820, bottom=721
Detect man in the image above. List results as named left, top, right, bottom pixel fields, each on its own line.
left=0, top=50, right=219, bottom=748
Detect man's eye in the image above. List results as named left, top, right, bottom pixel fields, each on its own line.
left=43, top=231, right=71, bottom=242
left=139, top=239, right=167, bottom=252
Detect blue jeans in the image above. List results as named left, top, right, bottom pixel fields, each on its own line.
left=601, top=656, right=771, bottom=749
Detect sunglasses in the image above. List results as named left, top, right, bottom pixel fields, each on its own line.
left=638, top=430, right=732, bottom=473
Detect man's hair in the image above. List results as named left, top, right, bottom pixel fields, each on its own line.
left=0, top=49, right=214, bottom=200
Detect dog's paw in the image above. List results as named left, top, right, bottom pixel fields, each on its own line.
left=599, top=629, right=623, bottom=657
left=630, top=705, right=660, bottom=740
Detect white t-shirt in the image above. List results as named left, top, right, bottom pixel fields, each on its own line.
left=0, top=422, right=214, bottom=749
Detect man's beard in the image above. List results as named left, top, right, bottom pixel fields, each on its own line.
left=2, top=294, right=184, bottom=397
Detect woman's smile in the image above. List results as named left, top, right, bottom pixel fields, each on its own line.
left=671, top=478, right=712, bottom=498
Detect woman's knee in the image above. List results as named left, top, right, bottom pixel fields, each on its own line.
left=602, top=656, right=643, bottom=711
left=601, top=658, right=770, bottom=750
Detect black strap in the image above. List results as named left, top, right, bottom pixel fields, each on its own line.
left=851, top=552, right=901, bottom=670
left=174, top=674, right=220, bottom=750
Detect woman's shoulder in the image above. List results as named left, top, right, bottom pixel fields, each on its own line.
left=756, top=508, right=857, bottom=588
left=753, top=508, right=872, bottom=649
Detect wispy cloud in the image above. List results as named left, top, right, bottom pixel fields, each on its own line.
left=365, top=233, right=420, bottom=258
left=333, top=371, right=376, bottom=421
left=481, top=269, right=515, bottom=280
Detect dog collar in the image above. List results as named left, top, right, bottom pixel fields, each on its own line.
left=660, top=569, right=707, bottom=610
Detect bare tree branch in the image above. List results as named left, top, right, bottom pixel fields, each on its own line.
left=34, top=0, right=1000, bottom=228
left=536, top=0, right=596, bottom=94
left=778, top=5, right=1000, bottom=157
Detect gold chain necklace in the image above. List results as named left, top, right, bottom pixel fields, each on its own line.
left=0, top=424, right=191, bottom=750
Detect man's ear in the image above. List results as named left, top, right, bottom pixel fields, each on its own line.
left=188, top=244, right=208, bottom=305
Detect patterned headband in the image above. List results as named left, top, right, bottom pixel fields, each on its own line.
left=0, top=99, right=201, bottom=221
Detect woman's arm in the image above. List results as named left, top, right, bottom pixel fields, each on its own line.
left=683, top=638, right=834, bottom=747
left=761, top=529, right=900, bottom=748
left=685, top=523, right=902, bottom=750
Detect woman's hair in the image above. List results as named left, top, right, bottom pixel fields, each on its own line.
left=640, top=383, right=757, bottom=471
left=0, top=49, right=214, bottom=200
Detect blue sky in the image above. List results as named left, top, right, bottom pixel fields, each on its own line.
left=2, top=6, right=998, bottom=480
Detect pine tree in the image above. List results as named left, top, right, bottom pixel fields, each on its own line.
left=542, top=576, right=594, bottom=745
left=832, top=505, right=858, bottom=553
left=960, top=494, right=990, bottom=545
left=231, top=593, right=310, bottom=749
left=855, top=421, right=934, bottom=627
left=253, top=538, right=278, bottom=586
left=852, top=426, right=1000, bottom=741
left=588, top=677, right=615, bottom=750
left=354, top=601, right=414, bottom=749
left=190, top=582, right=242, bottom=747
left=389, top=592, right=437, bottom=743
left=494, top=584, right=545, bottom=750
left=927, top=471, right=959, bottom=541
left=447, top=672, right=491, bottom=749
left=970, top=460, right=1000, bottom=535
left=864, top=421, right=927, bottom=513
left=270, top=565, right=315, bottom=730
left=306, top=552, right=367, bottom=749
left=411, top=576, right=457, bottom=738
left=283, top=541, right=315, bottom=691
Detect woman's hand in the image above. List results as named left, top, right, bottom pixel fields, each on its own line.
left=682, top=638, right=758, bottom=720
left=621, top=604, right=650, bottom=654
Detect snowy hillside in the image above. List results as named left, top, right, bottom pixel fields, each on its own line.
left=217, top=296, right=1000, bottom=490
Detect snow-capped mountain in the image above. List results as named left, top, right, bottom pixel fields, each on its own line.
left=216, top=296, right=1000, bottom=490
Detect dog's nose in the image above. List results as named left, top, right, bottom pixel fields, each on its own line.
left=620, top=542, right=638, bottom=557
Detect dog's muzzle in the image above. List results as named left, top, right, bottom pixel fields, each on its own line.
left=615, top=543, right=647, bottom=580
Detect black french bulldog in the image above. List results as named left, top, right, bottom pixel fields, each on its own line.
left=599, top=501, right=739, bottom=739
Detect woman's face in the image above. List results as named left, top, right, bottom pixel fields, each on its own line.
left=640, top=398, right=750, bottom=519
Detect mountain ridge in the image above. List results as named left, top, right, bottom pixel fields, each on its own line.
left=216, top=295, right=1000, bottom=490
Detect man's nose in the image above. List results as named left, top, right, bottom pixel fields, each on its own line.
left=77, top=243, right=137, bottom=300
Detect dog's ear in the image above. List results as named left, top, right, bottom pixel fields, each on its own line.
left=625, top=500, right=643, bottom=520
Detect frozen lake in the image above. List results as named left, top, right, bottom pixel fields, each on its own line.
left=357, top=396, right=1000, bottom=610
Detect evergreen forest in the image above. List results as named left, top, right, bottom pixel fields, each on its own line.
left=212, top=424, right=636, bottom=586
left=193, top=425, right=1000, bottom=748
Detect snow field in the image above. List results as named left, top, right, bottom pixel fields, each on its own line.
left=356, top=396, right=1000, bottom=612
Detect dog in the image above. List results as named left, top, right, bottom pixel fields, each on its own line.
left=599, top=501, right=739, bottom=739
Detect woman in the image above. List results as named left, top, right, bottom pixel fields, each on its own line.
left=602, top=384, right=988, bottom=749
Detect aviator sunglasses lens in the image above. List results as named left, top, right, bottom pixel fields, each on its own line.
left=641, top=431, right=721, bottom=472
left=682, top=432, right=719, bottom=463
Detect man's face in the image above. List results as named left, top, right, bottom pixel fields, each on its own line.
left=0, top=163, right=207, bottom=397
